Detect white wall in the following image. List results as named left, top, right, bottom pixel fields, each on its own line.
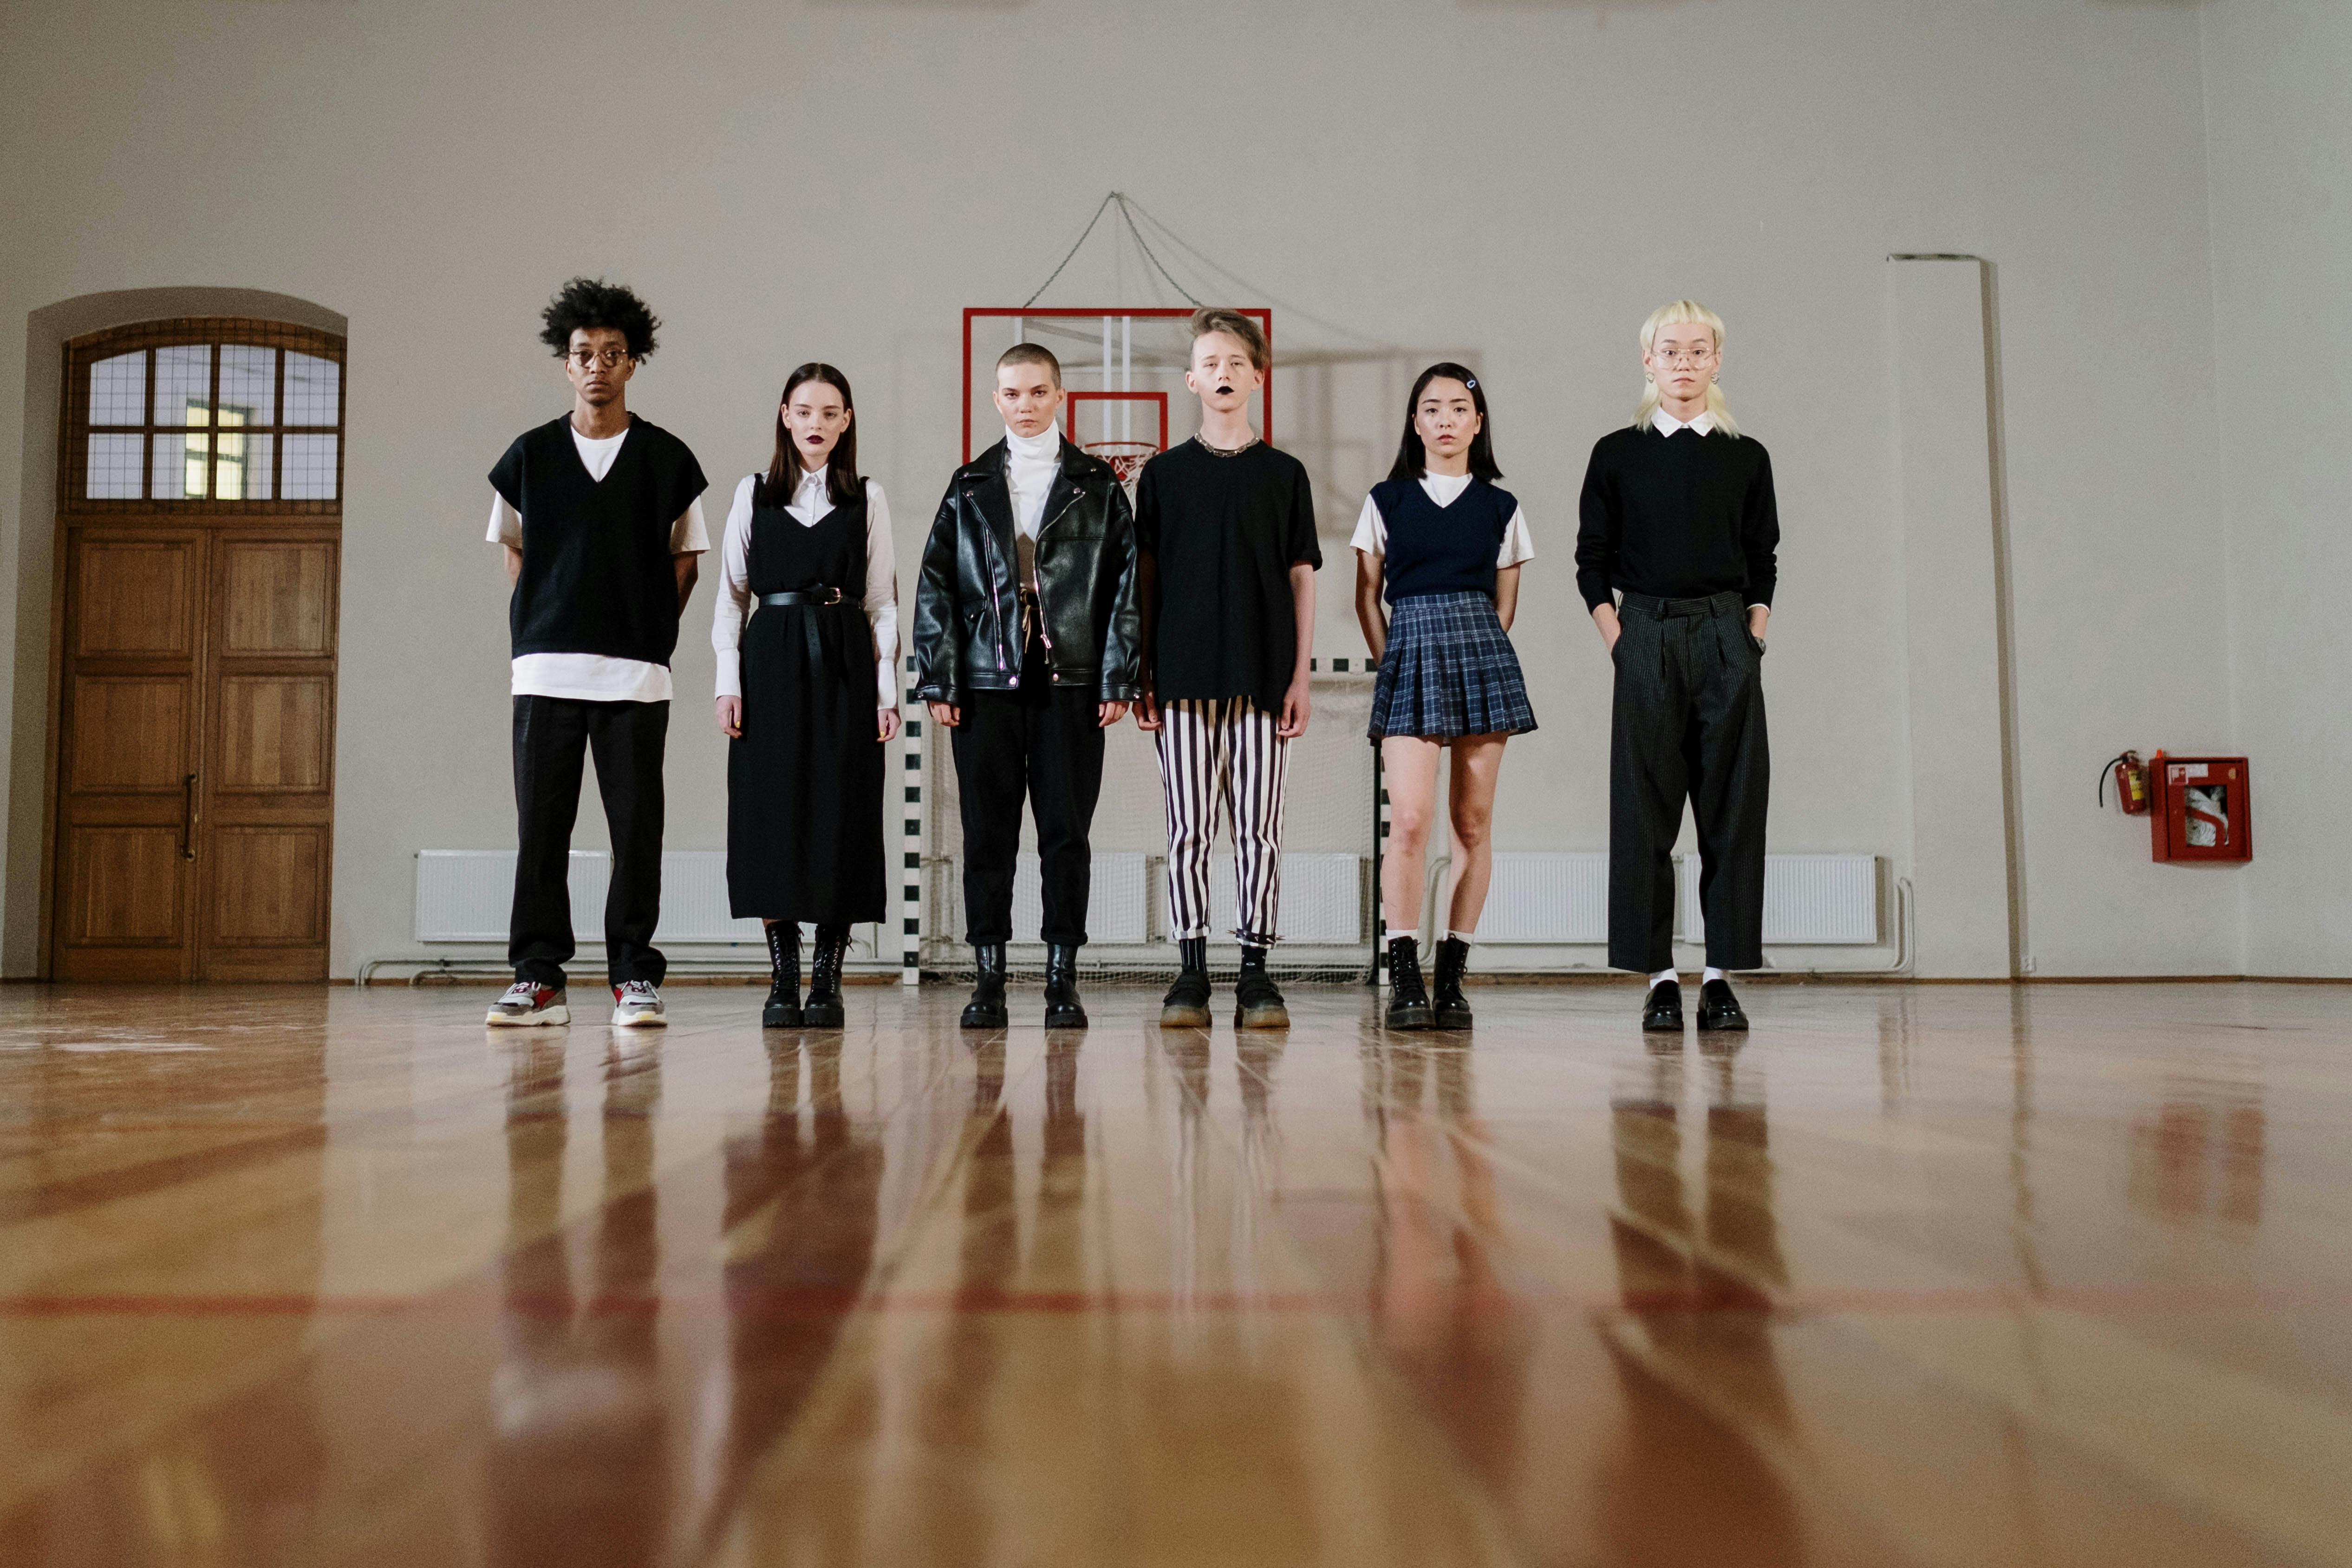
left=0, top=0, right=2254, bottom=978
left=2201, top=0, right=2352, bottom=977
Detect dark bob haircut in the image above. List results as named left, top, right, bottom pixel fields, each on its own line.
left=538, top=277, right=661, bottom=361
left=1387, top=362, right=1502, bottom=484
left=762, top=363, right=863, bottom=508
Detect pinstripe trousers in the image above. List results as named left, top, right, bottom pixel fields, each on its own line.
left=1155, top=698, right=1289, bottom=944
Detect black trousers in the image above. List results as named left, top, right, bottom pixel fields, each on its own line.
left=1607, top=592, right=1769, bottom=973
left=951, top=634, right=1106, bottom=946
left=511, top=695, right=669, bottom=987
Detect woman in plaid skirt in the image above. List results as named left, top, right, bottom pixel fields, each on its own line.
left=1351, top=363, right=1536, bottom=1030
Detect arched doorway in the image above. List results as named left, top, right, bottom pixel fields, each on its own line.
left=47, top=317, right=345, bottom=980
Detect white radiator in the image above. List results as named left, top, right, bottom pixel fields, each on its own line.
left=1459, top=851, right=1880, bottom=946
left=414, top=850, right=765, bottom=944
left=1208, top=852, right=1363, bottom=944
left=1475, top=851, right=1611, bottom=942
left=1006, top=852, right=1151, bottom=945
left=1678, top=852, right=1880, bottom=945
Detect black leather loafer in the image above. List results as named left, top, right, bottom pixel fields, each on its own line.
left=1641, top=980, right=1685, bottom=1033
left=1695, top=977, right=1750, bottom=1032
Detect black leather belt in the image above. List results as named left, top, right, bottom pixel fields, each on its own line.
left=1621, top=589, right=1744, bottom=618
left=759, top=589, right=845, bottom=607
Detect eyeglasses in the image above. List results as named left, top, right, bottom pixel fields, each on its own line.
left=1651, top=346, right=1716, bottom=367
left=565, top=347, right=632, bottom=371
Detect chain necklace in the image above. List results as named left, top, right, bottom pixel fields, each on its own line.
left=1194, top=430, right=1259, bottom=457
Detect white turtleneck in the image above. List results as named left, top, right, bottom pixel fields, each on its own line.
left=1003, top=424, right=1062, bottom=597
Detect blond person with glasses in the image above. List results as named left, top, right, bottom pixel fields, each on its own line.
left=1574, top=300, right=1779, bottom=1036
left=483, top=278, right=709, bottom=1029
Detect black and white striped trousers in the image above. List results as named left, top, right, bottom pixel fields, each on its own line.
left=1154, top=697, right=1289, bottom=944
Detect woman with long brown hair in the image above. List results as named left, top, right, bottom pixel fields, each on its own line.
left=712, top=364, right=898, bottom=1027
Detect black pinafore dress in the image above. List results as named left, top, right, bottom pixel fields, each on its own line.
left=725, top=483, right=887, bottom=924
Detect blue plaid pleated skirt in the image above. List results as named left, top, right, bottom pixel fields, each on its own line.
left=1368, top=590, right=1538, bottom=740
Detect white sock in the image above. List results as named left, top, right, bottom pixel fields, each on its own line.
left=1447, top=930, right=1476, bottom=944
left=1703, top=966, right=1726, bottom=984
left=1649, top=968, right=1678, bottom=989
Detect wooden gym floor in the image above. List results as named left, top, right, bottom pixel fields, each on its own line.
left=2, top=979, right=2346, bottom=1567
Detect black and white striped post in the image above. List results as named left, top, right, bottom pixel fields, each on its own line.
left=901, top=654, right=923, bottom=986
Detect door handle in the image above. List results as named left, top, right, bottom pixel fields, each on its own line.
left=182, top=773, right=199, bottom=861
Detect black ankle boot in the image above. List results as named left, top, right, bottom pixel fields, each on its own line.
left=962, top=943, right=1009, bottom=1028
left=1384, top=936, right=1433, bottom=1030
left=1160, top=937, right=1212, bottom=1028
left=1234, top=943, right=1290, bottom=1029
left=1432, top=937, right=1473, bottom=1029
left=802, top=924, right=849, bottom=1028
left=762, top=922, right=802, bottom=1028
left=1043, top=943, right=1087, bottom=1029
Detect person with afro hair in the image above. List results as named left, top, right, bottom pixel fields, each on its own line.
left=484, top=277, right=709, bottom=1030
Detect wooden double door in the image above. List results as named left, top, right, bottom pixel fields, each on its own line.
left=52, top=522, right=340, bottom=980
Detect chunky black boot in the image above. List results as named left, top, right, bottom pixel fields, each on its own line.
left=761, top=922, right=802, bottom=1028
left=1160, top=937, right=1212, bottom=1028
left=1043, top=943, right=1088, bottom=1029
left=1384, top=936, right=1433, bottom=1030
left=1234, top=944, right=1290, bottom=1029
left=1432, top=937, right=1473, bottom=1030
left=961, top=943, right=1009, bottom=1028
left=802, top=924, right=849, bottom=1028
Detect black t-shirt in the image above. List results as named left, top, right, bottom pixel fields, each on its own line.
left=1134, top=439, right=1322, bottom=713
left=1573, top=425, right=1779, bottom=610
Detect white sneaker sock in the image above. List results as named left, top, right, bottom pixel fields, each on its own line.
left=1446, top=930, right=1476, bottom=945
left=1703, top=966, right=1726, bottom=984
left=1649, top=968, right=1678, bottom=989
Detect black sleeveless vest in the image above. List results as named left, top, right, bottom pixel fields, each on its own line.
left=491, top=414, right=707, bottom=665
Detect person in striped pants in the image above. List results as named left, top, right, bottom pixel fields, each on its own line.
left=1134, top=309, right=1323, bottom=1028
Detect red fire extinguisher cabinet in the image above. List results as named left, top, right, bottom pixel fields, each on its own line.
left=2149, top=756, right=2251, bottom=864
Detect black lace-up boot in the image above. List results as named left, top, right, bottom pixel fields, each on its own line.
left=1043, top=943, right=1087, bottom=1029
left=1384, top=936, right=1433, bottom=1030
left=1160, top=937, right=1212, bottom=1028
left=761, top=922, right=802, bottom=1028
left=1234, top=943, right=1290, bottom=1029
left=802, top=924, right=849, bottom=1028
left=961, top=943, right=1009, bottom=1028
left=1432, top=937, right=1473, bottom=1030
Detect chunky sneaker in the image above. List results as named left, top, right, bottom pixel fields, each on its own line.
left=487, top=981, right=568, bottom=1027
left=1160, top=937, right=1212, bottom=1028
left=611, top=980, right=667, bottom=1028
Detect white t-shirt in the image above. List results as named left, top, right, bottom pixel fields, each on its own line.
left=485, top=422, right=710, bottom=703
left=710, top=468, right=899, bottom=709
left=1349, top=471, right=1536, bottom=566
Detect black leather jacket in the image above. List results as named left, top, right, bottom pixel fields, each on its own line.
left=912, top=439, right=1143, bottom=703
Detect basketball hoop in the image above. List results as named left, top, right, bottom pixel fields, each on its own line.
left=1085, top=440, right=1159, bottom=493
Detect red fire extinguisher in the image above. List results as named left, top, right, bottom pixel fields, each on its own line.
left=2100, top=750, right=2150, bottom=815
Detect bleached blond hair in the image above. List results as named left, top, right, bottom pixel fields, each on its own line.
left=1634, top=300, right=1740, bottom=437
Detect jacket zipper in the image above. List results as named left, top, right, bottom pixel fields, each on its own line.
left=973, top=485, right=1012, bottom=680
left=1029, top=490, right=1083, bottom=671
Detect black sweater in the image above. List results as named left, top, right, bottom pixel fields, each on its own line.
left=1574, top=425, right=1779, bottom=611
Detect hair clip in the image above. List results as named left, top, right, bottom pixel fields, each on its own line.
left=1463, top=376, right=1479, bottom=389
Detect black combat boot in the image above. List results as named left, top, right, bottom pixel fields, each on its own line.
left=1432, top=937, right=1474, bottom=1030
left=1043, top=943, right=1088, bottom=1029
left=802, top=924, right=849, bottom=1028
left=1384, top=935, right=1433, bottom=1030
left=1234, top=943, right=1290, bottom=1029
left=1160, top=937, right=1212, bottom=1028
left=761, top=921, right=802, bottom=1028
left=961, top=943, right=1009, bottom=1028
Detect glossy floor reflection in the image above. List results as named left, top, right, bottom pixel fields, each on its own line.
left=3, top=981, right=2349, bottom=1566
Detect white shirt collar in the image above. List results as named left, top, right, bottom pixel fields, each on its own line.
left=1004, top=425, right=1062, bottom=465
left=793, top=464, right=828, bottom=495
left=1650, top=406, right=1716, bottom=437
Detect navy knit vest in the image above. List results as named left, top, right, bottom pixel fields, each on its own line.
left=1370, top=476, right=1515, bottom=603
left=491, top=415, right=707, bottom=666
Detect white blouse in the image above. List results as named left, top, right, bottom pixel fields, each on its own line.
left=1349, top=471, right=1536, bottom=566
left=711, top=468, right=899, bottom=708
